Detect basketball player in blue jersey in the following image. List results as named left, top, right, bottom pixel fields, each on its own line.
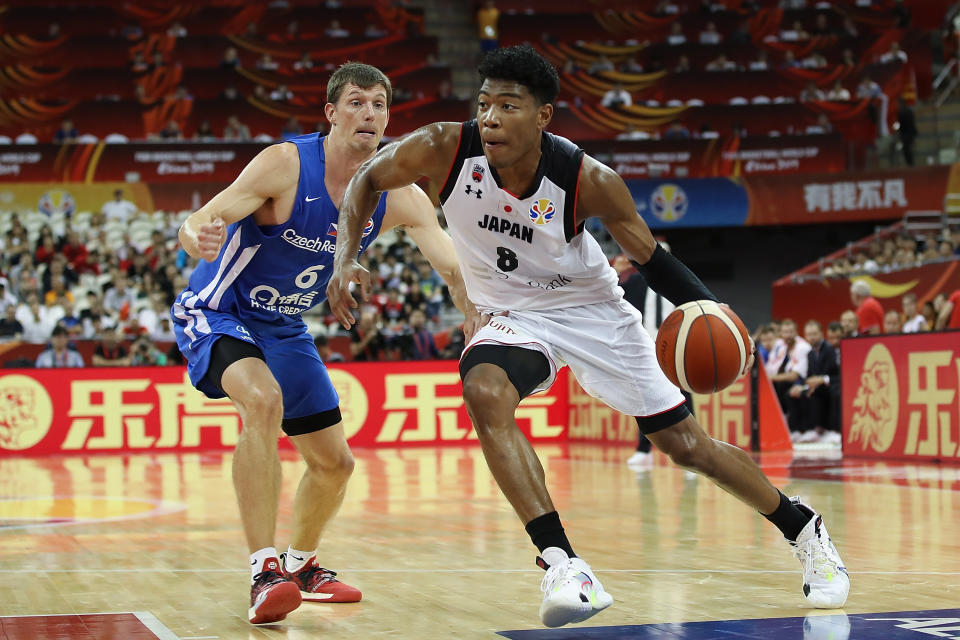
left=329, top=46, right=848, bottom=628
left=173, top=62, right=476, bottom=625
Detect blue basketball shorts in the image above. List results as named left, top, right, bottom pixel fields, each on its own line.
left=172, top=303, right=339, bottom=432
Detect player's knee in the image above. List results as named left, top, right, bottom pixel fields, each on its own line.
left=306, top=448, right=355, bottom=484
left=662, top=435, right=714, bottom=473
left=462, top=373, right=514, bottom=427
left=242, top=383, right=284, bottom=427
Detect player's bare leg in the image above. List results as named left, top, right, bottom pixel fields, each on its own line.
left=288, top=424, right=354, bottom=551
left=463, top=363, right=613, bottom=628
left=462, top=364, right=553, bottom=522
left=283, top=424, right=362, bottom=602
left=221, top=358, right=285, bottom=552
left=648, top=414, right=849, bottom=608
left=646, top=414, right=781, bottom=512
left=220, top=358, right=301, bottom=624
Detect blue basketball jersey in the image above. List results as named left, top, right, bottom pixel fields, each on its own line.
left=175, top=133, right=387, bottom=332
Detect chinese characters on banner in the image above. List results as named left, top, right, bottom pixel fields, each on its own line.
left=0, top=362, right=753, bottom=456
left=843, top=332, right=960, bottom=462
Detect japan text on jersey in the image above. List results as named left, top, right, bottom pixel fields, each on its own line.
left=438, top=120, right=620, bottom=312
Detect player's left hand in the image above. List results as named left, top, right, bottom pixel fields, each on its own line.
left=463, top=307, right=489, bottom=343
left=326, top=259, right=371, bottom=329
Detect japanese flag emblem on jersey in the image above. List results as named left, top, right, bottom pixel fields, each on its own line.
left=529, top=198, right=556, bottom=225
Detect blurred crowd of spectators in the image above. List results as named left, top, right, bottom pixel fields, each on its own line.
left=757, top=278, right=960, bottom=444
left=0, top=194, right=463, bottom=368
left=821, top=229, right=960, bottom=277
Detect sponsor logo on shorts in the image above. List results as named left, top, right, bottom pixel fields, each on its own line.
left=488, top=320, right=516, bottom=335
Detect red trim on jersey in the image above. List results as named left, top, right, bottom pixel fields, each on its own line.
left=572, top=153, right=585, bottom=232
left=440, top=123, right=464, bottom=198
left=501, top=187, right=520, bottom=198
left=635, top=398, right=686, bottom=419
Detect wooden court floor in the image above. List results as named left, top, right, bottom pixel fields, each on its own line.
left=1, top=444, right=959, bottom=639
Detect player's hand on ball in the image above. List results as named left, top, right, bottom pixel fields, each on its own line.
left=197, top=213, right=226, bottom=262
left=326, top=259, right=371, bottom=329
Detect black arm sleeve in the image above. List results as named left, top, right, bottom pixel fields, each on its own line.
left=634, top=244, right=717, bottom=306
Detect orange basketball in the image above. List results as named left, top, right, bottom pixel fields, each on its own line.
left=655, top=300, right=751, bottom=394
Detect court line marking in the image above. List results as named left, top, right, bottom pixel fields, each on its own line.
left=133, top=611, right=180, bottom=640
left=1, top=569, right=958, bottom=575
left=0, top=611, right=179, bottom=640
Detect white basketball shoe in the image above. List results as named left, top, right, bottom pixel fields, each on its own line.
left=536, top=547, right=613, bottom=628
left=788, top=497, right=849, bottom=608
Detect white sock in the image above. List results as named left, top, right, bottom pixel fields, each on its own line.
left=285, top=547, right=315, bottom=573
left=250, top=547, right=279, bottom=583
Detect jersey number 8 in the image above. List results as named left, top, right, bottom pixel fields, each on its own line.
left=496, top=246, right=519, bottom=272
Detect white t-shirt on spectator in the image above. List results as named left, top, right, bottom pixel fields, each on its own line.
left=15, top=305, right=61, bottom=343
left=102, top=199, right=138, bottom=223
left=902, top=314, right=926, bottom=333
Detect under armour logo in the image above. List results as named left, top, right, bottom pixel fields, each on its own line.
left=464, top=185, right=482, bottom=199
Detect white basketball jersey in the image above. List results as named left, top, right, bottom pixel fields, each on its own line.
left=439, top=121, right=620, bottom=313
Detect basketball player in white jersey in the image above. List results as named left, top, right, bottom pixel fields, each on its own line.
left=328, top=45, right=848, bottom=628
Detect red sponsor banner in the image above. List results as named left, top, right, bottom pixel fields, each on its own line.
left=568, top=372, right=753, bottom=448
left=582, top=135, right=845, bottom=180
left=0, top=360, right=771, bottom=457
left=772, top=262, right=960, bottom=330
left=0, top=363, right=568, bottom=456
left=744, top=165, right=957, bottom=225
left=842, top=331, right=960, bottom=463
left=0, top=143, right=266, bottom=184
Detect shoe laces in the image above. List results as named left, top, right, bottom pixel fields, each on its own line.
left=301, top=563, right=339, bottom=588
left=252, top=568, right=285, bottom=588
left=792, top=531, right=840, bottom=580
left=539, top=558, right=573, bottom=594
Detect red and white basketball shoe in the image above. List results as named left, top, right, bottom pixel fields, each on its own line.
left=282, top=553, right=362, bottom=603
left=249, top=557, right=302, bottom=624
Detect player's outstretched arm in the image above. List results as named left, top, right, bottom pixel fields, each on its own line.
left=328, top=122, right=461, bottom=328
left=382, top=184, right=482, bottom=338
left=579, top=155, right=716, bottom=306
left=179, top=143, right=299, bottom=261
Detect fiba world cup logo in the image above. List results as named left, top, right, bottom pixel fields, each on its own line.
left=650, top=184, right=688, bottom=222
left=528, top=198, right=555, bottom=225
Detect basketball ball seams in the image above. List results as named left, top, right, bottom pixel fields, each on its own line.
left=693, top=300, right=721, bottom=393
left=657, top=300, right=749, bottom=395
left=674, top=303, right=699, bottom=392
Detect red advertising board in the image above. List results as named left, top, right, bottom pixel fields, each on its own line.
left=842, top=331, right=960, bottom=463
left=772, top=262, right=960, bottom=330
left=743, top=165, right=957, bottom=225
left=0, top=363, right=568, bottom=456
left=581, top=135, right=845, bottom=179
left=0, top=143, right=266, bottom=184
left=0, top=361, right=768, bottom=457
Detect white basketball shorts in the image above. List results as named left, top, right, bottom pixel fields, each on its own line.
left=462, top=298, right=686, bottom=420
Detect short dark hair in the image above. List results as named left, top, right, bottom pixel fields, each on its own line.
left=478, top=44, right=560, bottom=106
left=51, top=325, right=68, bottom=338
left=327, top=62, right=392, bottom=106
left=805, top=319, right=822, bottom=330
left=827, top=321, right=843, bottom=333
